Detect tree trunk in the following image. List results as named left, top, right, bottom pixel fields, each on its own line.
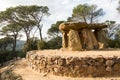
left=39, top=28, right=42, bottom=40
left=12, top=35, right=17, bottom=54
left=3, top=45, right=7, bottom=51
left=82, top=14, right=87, bottom=23
left=26, top=34, right=30, bottom=43
left=23, top=28, right=30, bottom=43
left=37, top=24, right=43, bottom=40
left=90, top=17, right=93, bottom=24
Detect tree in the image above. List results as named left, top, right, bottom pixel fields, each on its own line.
left=37, top=40, right=48, bottom=50
left=117, top=0, right=120, bottom=13
left=105, top=20, right=116, bottom=38
left=47, top=21, right=64, bottom=49
left=23, top=37, right=38, bottom=53
left=0, top=37, right=13, bottom=51
left=0, top=7, right=16, bottom=22
left=0, top=5, right=50, bottom=42
left=69, top=4, right=104, bottom=23
left=108, top=29, right=120, bottom=48
left=47, top=21, right=64, bottom=38
left=31, top=6, right=50, bottom=40
left=16, top=19, right=36, bottom=42
left=15, top=5, right=50, bottom=40
left=1, top=23, right=22, bottom=52
left=14, top=6, right=38, bottom=42
left=47, top=36, right=62, bottom=49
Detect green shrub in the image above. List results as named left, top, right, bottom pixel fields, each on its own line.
left=0, top=50, right=25, bottom=64
left=23, top=38, right=38, bottom=53
left=37, top=40, right=48, bottom=50
left=0, top=51, right=13, bottom=64
left=15, top=51, right=25, bottom=58
left=108, top=39, right=120, bottom=48
left=47, top=36, right=62, bottom=49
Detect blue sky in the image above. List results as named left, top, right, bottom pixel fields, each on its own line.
left=0, top=0, right=119, bottom=39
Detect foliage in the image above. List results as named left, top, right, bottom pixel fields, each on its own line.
left=15, top=5, right=50, bottom=40
left=47, top=36, right=62, bottom=49
left=0, top=37, right=13, bottom=51
left=28, top=5, right=50, bottom=40
left=117, top=0, right=120, bottom=13
left=13, top=6, right=38, bottom=41
left=69, top=4, right=104, bottom=23
left=47, top=21, right=63, bottom=49
left=0, top=51, right=13, bottom=64
left=14, top=51, right=25, bottom=58
left=37, top=40, right=48, bottom=50
left=0, top=5, right=50, bottom=42
left=23, top=37, right=38, bottom=53
left=104, top=20, right=120, bottom=48
left=108, top=39, right=120, bottom=48
left=107, top=30, right=120, bottom=48
left=1, top=23, right=22, bottom=52
left=105, top=20, right=116, bottom=38
left=116, top=30, right=120, bottom=39
left=47, top=21, right=65, bottom=37
left=0, top=50, right=25, bottom=64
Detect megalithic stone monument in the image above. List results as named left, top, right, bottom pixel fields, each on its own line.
left=59, top=22, right=108, bottom=51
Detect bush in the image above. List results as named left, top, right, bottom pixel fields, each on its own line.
left=47, top=36, right=62, bottom=49
left=0, top=50, right=25, bottom=64
left=37, top=40, right=48, bottom=50
left=23, top=38, right=38, bottom=53
left=15, top=51, right=25, bottom=58
left=108, top=39, right=120, bottom=48
left=0, top=51, right=13, bottom=64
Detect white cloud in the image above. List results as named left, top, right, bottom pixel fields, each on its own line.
left=0, top=0, right=120, bottom=39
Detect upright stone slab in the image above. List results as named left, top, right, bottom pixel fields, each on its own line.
left=81, top=29, right=89, bottom=49
left=86, top=30, right=95, bottom=49
left=62, top=32, right=68, bottom=48
left=88, top=30, right=99, bottom=49
left=59, top=22, right=108, bottom=51
left=68, top=29, right=82, bottom=51
left=94, top=29, right=108, bottom=48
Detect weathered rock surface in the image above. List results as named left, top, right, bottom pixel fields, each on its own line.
left=59, top=22, right=108, bottom=51
left=59, top=22, right=107, bottom=31
left=68, top=30, right=82, bottom=51
left=62, top=32, right=68, bottom=48
left=26, top=50, right=120, bottom=77
left=94, top=29, right=108, bottom=48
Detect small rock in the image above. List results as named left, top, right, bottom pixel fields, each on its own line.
left=96, top=56, right=105, bottom=63
left=17, top=57, right=21, bottom=60
left=58, top=58, right=66, bottom=66
left=106, top=60, right=114, bottom=67
left=113, top=63, right=120, bottom=71
left=106, top=66, right=112, bottom=72
left=82, top=64, right=88, bottom=68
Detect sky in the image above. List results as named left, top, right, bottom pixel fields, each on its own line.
left=0, top=0, right=119, bottom=40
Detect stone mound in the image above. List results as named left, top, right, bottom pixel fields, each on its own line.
left=26, top=50, right=120, bottom=77
left=59, top=22, right=108, bottom=51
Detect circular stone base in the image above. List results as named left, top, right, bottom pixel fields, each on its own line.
left=26, top=50, right=120, bottom=77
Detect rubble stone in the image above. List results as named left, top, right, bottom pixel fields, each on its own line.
left=26, top=51, right=120, bottom=77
